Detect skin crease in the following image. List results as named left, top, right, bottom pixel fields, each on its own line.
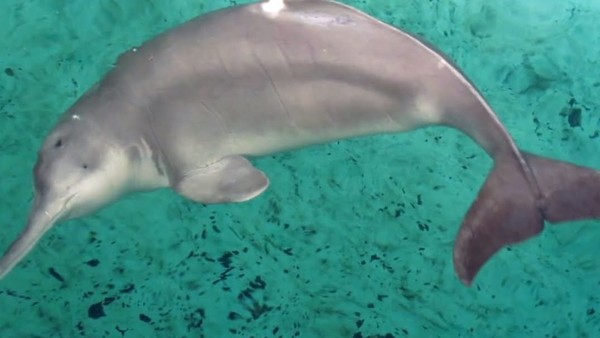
left=0, top=0, right=598, bottom=285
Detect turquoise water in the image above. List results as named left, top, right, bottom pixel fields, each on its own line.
left=1, top=0, right=599, bottom=337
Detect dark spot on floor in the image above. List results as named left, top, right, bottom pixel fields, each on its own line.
left=184, top=308, right=205, bottom=331
left=237, top=276, right=272, bottom=320
left=119, top=283, right=135, bottom=294
left=355, top=334, right=395, bottom=338
left=88, top=302, right=105, bottom=319
left=249, top=276, right=266, bottom=290
left=85, top=259, right=100, bottom=267
left=75, top=321, right=85, bottom=335
left=218, top=251, right=236, bottom=268
left=567, top=107, right=582, bottom=128
left=48, top=267, right=65, bottom=282
left=248, top=302, right=272, bottom=320
left=103, top=296, right=116, bottom=306
left=561, top=98, right=583, bottom=128
left=4, top=68, right=14, bottom=76
left=139, top=313, right=152, bottom=323
left=228, top=311, right=242, bottom=320
left=115, top=326, right=128, bottom=336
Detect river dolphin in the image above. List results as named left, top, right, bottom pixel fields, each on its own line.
left=0, top=0, right=598, bottom=285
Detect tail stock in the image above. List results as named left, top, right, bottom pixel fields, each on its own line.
left=454, top=151, right=600, bottom=285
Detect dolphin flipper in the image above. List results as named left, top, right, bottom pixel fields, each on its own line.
left=175, top=156, right=269, bottom=204
left=454, top=152, right=600, bottom=285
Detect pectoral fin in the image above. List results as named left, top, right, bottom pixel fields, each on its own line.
left=174, top=156, right=269, bottom=204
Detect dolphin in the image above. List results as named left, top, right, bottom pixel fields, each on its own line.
left=0, top=0, right=598, bottom=285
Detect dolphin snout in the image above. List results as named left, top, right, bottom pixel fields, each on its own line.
left=0, top=199, right=63, bottom=280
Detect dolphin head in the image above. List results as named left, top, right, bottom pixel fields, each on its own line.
left=34, top=118, right=129, bottom=220
left=0, top=114, right=131, bottom=279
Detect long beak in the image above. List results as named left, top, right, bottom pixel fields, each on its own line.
left=0, top=197, right=65, bottom=280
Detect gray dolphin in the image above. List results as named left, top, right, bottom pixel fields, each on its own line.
left=1, top=0, right=598, bottom=285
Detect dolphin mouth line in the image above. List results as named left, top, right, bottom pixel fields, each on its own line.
left=57, top=192, right=79, bottom=220
left=40, top=198, right=68, bottom=221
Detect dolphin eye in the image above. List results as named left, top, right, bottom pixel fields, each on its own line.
left=82, top=164, right=88, bottom=170
left=54, top=139, right=63, bottom=148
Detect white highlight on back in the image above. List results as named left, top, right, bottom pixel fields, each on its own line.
left=261, top=0, right=286, bottom=17
left=437, top=58, right=448, bottom=69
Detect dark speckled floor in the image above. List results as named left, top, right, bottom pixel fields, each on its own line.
left=0, top=0, right=599, bottom=337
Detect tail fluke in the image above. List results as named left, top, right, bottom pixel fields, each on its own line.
left=454, top=152, right=600, bottom=285
left=523, top=153, right=600, bottom=222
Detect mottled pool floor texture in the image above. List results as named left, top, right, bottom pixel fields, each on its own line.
left=0, top=0, right=599, bottom=337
